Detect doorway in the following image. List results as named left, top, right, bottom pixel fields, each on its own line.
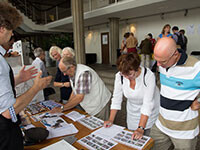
left=101, top=32, right=109, bottom=64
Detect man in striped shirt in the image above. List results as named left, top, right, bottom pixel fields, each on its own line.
left=150, top=37, right=200, bottom=150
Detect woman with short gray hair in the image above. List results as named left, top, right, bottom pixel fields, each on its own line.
left=32, top=47, right=48, bottom=78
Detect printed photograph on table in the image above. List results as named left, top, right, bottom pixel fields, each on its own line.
left=78, top=116, right=104, bottom=130
left=25, top=103, right=47, bottom=115
left=112, top=130, right=150, bottom=149
left=78, top=134, right=117, bottom=150
left=41, top=116, right=69, bottom=129
left=40, top=100, right=62, bottom=110
left=31, top=112, right=64, bottom=122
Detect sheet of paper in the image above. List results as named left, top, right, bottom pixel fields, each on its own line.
left=47, top=123, right=78, bottom=139
left=65, top=111, right=85, bottom=122
left=92, top=124, right=125, bottom=139
left=78, top=116, right=104, bottom=130
left=112, top=130, right=150, bottom=150
left=23, top=124, right=35, bottom=130
left=78, top=133, right=117, bottom=150
left=31, top=112, right=64, bottom=122
left=41, top=117, right=69, bottom=130
left=40, top=139, right=77, bottom=150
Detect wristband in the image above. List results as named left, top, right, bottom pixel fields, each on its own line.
left=60, top=105, right=64, bottom=112
left=138, top=126, right=145, bottom=130
left=62, top=82, right=64, bottom=87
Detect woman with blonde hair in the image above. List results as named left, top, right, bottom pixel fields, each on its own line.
left=49, top=46, right=74, bottom=103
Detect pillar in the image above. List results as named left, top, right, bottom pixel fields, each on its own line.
left=71, top=0, right=85, bottom=64
left=109, top=17, right=119, bottom=65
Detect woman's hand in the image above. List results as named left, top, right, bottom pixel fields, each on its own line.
left=104, top=120, right=113, bottom=128
left=132, top=128, right=144, bottom=140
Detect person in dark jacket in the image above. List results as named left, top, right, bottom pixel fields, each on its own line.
left=139, top=35, right=152, bottom=68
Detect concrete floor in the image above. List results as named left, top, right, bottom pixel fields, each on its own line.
left=46, top=65, right=200, bottom=150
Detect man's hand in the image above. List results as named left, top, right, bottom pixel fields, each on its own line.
left=191, top=99, right=200, bottom=110
left=33, top=71, right=52, bottom=91
left=19, top=66, right=38, bottom=83
left=11, top=51, right=20, bottom=57
left=50, top=107, right=62, bottom=114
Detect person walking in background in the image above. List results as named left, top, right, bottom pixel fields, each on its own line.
left=126, top=32, right=138, bottom=53
left=157, top=24, right=172, bottom=40
left=139, top=35, right=153, bottom=68
left=104, top=53, right=159, bottom=139
left=49, top=46, right=72, bottom=103
left=148, top=33, right=156, bottom=51
left=179, top=29, right=188, bottom=52
left=120, top=32, right=130, bottom=54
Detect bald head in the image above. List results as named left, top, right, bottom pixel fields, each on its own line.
left=154, top=37, right=180, bottom=68
left=154, top=37, right=177, bottom=58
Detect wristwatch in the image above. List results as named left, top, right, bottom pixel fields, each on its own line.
left=138, top=126, right=145, bottom=130
left=60, top=105, right=64, bottom=112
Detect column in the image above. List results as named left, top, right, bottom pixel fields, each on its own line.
left=109, top=17, right=119, bottom=65
left=71, top=0, right=85, bottom=64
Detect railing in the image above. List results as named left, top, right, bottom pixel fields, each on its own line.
left=8, top=0, right=71, bottom=24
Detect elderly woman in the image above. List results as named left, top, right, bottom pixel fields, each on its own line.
left=32, top=47, right=48, bottom=77
left=104, top=53, right=159, bottom=139
left=49, top=46, right=74, bottom=103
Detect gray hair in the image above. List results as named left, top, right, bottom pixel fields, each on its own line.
left=62, top=47, right=75, bottom=57
left=34, top=47, right=44, bottom=57
left=62, top=56, right=77, bottom=67
left=49, top=46, right=62, bottom=60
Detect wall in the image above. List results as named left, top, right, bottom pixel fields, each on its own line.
left=85, top=25, right=109, bottom=63
left=85, top=8, right=200, bottom=63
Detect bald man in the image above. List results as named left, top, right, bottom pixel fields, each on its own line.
left=150, top=37, right=200, bottom=150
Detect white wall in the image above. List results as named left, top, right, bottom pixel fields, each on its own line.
left=85, top=25, right=109, bottom=63
left=85, top=8, right=200, bottom=63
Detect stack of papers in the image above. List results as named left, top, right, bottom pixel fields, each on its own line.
left=40, top=139, right=77, bottom=150
left=112, top=130, right=150, bottom=150
left=78, top=116, right=104, bottom=130
left=92, top=124, right=125, bottom=139
left=31, top=112, right=64, bottom=122
left=65, top=111, right=85, bottom=122
left=78, top=134, right=117, bottom=150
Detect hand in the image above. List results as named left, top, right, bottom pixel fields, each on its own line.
left=50, top=107, right=62, bottom=113
left=132, top=128, right=144, bottom=140
left=191, top=99, right=200, bottom=110
left=11, top=51, right=20, bottom=57
left=33, top=71, right=52, bottom=91
left=104, top=120, right=113, bottom=128
left=19, top=66, right=38, bottom=82
left=64, top=82, right=70, bottom=87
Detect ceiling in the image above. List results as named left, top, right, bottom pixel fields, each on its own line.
left=45, top=0, right=200, bottom=31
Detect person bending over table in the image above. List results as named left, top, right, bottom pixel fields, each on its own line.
left=104, top=53, right=160, bottom=139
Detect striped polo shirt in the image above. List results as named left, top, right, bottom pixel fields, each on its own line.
left=155, top=49, right=200, bottom=139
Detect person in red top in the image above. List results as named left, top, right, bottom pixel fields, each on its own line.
left=148, top=33, right=156, bottom=51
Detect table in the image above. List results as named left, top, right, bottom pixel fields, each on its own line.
left=24, top=108, right=154, bottom=150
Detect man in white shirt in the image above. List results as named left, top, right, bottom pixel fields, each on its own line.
left=0, top=2, right=52, bottom=149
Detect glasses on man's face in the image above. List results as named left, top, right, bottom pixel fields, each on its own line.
left=157, top=50, right=177, bottom=65
left=62, top=65, right=71, bottom=74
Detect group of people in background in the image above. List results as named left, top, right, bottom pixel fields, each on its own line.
left=0, top=2, right=199, bottom=150
left=121, top=24, right=188, bottom=70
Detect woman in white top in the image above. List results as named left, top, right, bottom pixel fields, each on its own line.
left=104, top=53, right=160, bottom=139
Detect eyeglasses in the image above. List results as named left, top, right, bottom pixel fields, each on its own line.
left=157, top=50, right=177, bottom=65
left=62, top=65, right=72, bottom=74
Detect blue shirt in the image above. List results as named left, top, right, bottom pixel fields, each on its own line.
left=0, top=46, right=16, bottom=114
left=159, top=33, right=172, bottom=38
